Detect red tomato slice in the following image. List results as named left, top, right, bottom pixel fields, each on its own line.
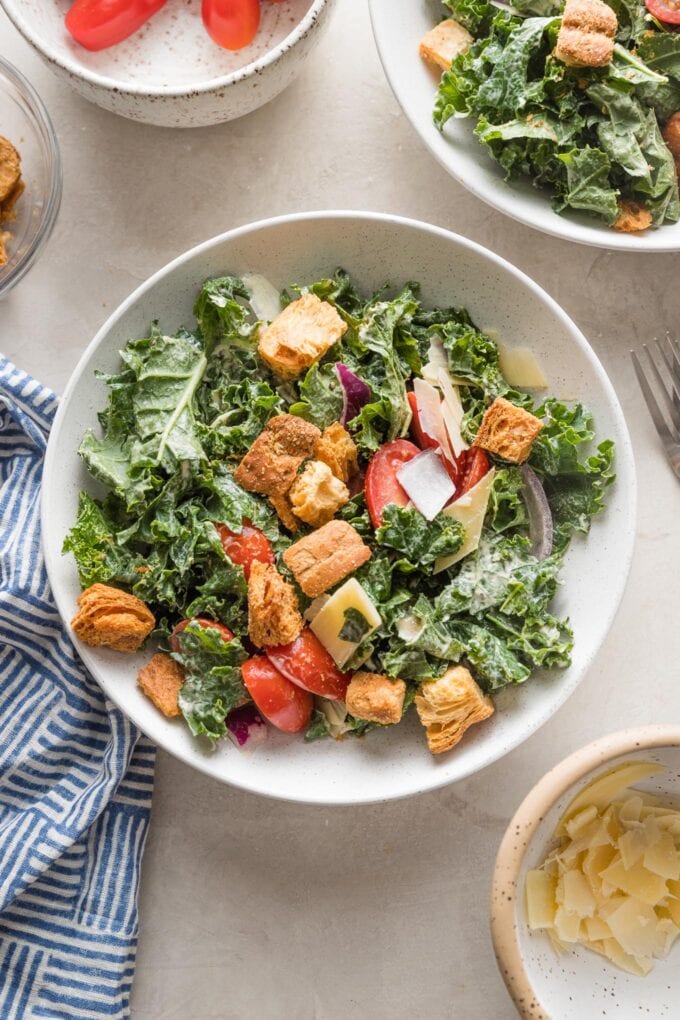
left=65, top=0, right=167, bottom=50
left=241, top=656, right=312, bottom=733
left=266, top=628, right=351, bottom=701
left=364, top=438, right=420, bottom=528
left=170, top=617, right=234, bottom=654
left=645, top=0, right=680, bottom=24
left=216, top=520, right=274, bottom=580
left=407, top=391, right=438, bottom=450
left=202, top=0, right=260, bottom=49
left=458, top=447, right=490, bottom=497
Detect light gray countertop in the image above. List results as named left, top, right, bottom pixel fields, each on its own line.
left=2, top=3, right=679, bottom=1017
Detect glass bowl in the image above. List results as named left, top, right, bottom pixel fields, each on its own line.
left=0, top=55, right=62, bottom=298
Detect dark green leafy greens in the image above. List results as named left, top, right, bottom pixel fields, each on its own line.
left=434, top=0, right=680, bottom=228
left=64, top=271, right=614, bottom=747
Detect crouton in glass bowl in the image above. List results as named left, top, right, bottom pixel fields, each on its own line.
left=0, top=56, right=61, bottom=299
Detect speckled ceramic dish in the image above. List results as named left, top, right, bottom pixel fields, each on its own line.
left=492, top=726, right=680, bottom=1019
left=42, top=211, right=635, bottom=804
left=369, top=0, right=680, bottom=252
left=0, top=0, right=335, bottom=127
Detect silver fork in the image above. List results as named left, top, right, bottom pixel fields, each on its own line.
left=631, top=338, right=680, bottom=479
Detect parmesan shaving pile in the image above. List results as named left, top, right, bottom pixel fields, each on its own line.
left=526, top=761, right=680, bottom=976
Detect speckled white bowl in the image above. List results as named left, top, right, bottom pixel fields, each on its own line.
left=492, top=726, right=680, bottom=1019
left=0, top=0, right=335, bottom=127
left=42, top=211, right=635, bottom=804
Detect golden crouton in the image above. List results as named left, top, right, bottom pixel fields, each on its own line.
left=663, top=112, right=680, bottom=180
left=345, top=671, right=406, bottom=725
left=415, top=666, right=494, bottom=755
left=234, top=414, right=320, bottom=498
left=0, top=136, right=21, bottom=203
left=314, top=422, right=359, bottom=485
left=247, top=561, right=303, bottom=647
left=269, top=493, right=301, bottom=532
left=288, top=460, right=350, bottom=528
left=419, top=19, right=473, bottom=71
left=71, top=583, right=155, bottom=653
left=474, top=397, right=544, bottom=463
left=138, top=652, right=184, bottom=718
left=613, top=198, right=653, bottom=234
left=555, top=0, right=617, bottom=67
left=282, top=520, right=372, bottom=598
left=258, top=294, right=348, bottom=380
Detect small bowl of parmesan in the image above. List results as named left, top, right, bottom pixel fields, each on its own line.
left=491, top=726, right=680, bottom=1019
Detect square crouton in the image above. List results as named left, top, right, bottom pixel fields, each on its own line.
left=314, top=422, right=359, bottom=485
left=248, top=561, right=303, bottom=647
left=234, top=414, right=320, bottom=498
left=419, top=18, right=474, bottom=71
left=415, top=666, right=494, bottom=755
left=288, top=460, right=349, bottom=528
left=555, top=0, right=617, bottom=67
left=613, top=199, right=652, bottom=234
left=346, top=672, right=406, bottom=726
left=282, top=520, right=371, bottom=598
left=258, top=294, right=348, bottom=380
left=138, top=652, right=184, bottom=718
left=474, top=397, right=543, bottom=463
left=72, top=583, right=155, bottom=653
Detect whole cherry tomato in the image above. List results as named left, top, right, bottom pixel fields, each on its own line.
left=241, top=655, right=313, bottom=733
left=170, top=618, right=234, bottom=654
left=266, top=628, right=351, bottom=701
left=202, top=0, right=260, bottom=50
left=216, top=520, right=274, bottom=580
left=364, top=438, right=420, bottom=528
left=65, top=0, right=167, bottom=51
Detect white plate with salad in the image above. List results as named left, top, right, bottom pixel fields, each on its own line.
left=43, top=211, right=635, bottom=804
left=370, top=0, right=680, bottom=251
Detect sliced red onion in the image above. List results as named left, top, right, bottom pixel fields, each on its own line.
left=226, top=704, right=268, bottom=751
left=396, top=448, right=455, bottom=520
left=521, top=464, right=553, bottom=560
left=335, top=363, right=371, bottom=427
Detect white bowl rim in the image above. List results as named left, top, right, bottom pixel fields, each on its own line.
left=0, top=0, right=330, bottom=98
left=368, top=0, right=680, bottom=253
left=42, top=209, right=636, bottom=804
left=490, top=724, right=680, bottom=1019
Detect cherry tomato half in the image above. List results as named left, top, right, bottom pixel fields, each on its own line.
left=202, top=0, right=260, bottom=50
left=216, top=520, right=274, bottom=580
left=170, top=617, right=234, bottom=654
left=266, top=628, right=351, bottom=702
left=645, top=0, right=680, bottom=24
left=364, top=438, right=420, bottom=529
left=458, top=447, right=490, bottom=497
left=241, top=655, right=313, bottom=733
left=65, top=0, right=167, bottom=51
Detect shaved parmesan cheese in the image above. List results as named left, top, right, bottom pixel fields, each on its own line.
left=396, top=448, right=454, bottom=521
left=412, top=378, right=454, bottom=463
left=525, top=760, right=680, bottom=977
left=434, top=468, right=496, bottom=572
left=497, top=342, right=548, bottom=389
left=241, top=273, right=282, bottom=323
left=310, top=579, right=381, bottom=668
left=421, top=337, right=449, bottom=385
left=436, top=368, right=468, bottom=457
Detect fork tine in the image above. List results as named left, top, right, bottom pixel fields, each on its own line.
left=643, top=344, right=680, bottom=432
left=631, top=350, right=675, bottom=446
left=654, top=338, right=680, bottom=413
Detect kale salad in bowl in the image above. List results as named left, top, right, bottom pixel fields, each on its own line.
left=370, top=0, right=680, bottom=250
left=43, top=213, right=635, bottom=803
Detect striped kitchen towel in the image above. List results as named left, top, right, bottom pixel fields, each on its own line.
left=0, top=357, right=155, bottom=1020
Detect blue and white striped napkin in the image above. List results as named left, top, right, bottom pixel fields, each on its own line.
left=0, top=357, right=155, bottom=1020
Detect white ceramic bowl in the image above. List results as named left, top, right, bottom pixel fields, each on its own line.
left=369, top=0, right=680, bottom=252
left=491, top=726, right=680, bottom=1019
left=0, top=0, right=335, bottom=127
left=42, top=211, right=635, bottom=804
